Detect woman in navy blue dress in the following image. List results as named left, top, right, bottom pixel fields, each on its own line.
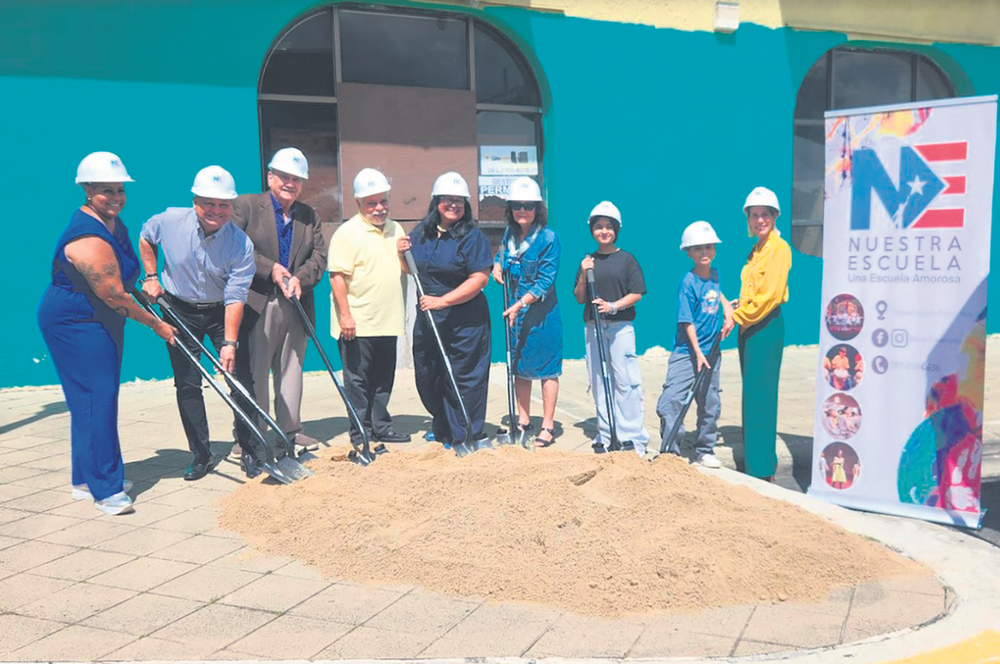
left=492, top=177, right=563, bottom=447
left=37, top=152, right=175, bottom=515
left=399, top=172, right=492, bottom=447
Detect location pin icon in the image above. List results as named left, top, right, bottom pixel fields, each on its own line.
left=876, top=300, right=887, bottom=320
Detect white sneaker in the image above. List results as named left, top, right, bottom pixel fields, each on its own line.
left=72, top=480, right=133, bottom=501
left=94, top=491, right=135, bottom=516
left=697, top=454, right=722, bottom=469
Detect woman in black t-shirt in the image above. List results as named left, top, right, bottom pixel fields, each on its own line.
left=572, top=201, right=650, bottom=455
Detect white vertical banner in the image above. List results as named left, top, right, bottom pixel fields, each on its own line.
left=809, top=96, right=997, bottom=528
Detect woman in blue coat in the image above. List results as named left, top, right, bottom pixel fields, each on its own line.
left=492, top=176, right=563, bottom=447
left=399, top=172, right=492, bottom=447
left=37, top=152, right=175, bottom=515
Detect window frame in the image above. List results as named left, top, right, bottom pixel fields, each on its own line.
left=256, top=4, right=544, bottom=226
left=791, top=46, right=957, bottom=257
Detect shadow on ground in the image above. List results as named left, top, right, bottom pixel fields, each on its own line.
left=0, top=401, right=68, bottom=436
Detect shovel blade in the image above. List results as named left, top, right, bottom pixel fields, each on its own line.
left=495, top=428, right=512, bottom=446
left=518, top=429, right=533, bottom=450
left=259, top=459, right=295, bottom=485
left=275, top=455, right=315, bottom=481
left=296, top=450, right=320, bottom=463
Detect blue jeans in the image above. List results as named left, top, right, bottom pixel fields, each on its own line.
left=655, top=350, right=722, bottom=458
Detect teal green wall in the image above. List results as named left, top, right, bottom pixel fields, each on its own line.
left=4, top=0, right=1000, bottom=387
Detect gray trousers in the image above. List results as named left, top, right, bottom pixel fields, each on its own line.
left=655, top=350, right=721, bottom=458
left=584, top=320, right=650, bottom=455
left=249, top=294, right=308, bottom=436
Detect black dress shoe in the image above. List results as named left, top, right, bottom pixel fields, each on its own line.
left=184, top=456, right=220, bottom=481
left=374, top=429, right=411, bottom=443
left=240, top=451, right=264, bottom=479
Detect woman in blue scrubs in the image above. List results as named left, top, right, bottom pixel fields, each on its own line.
left=400, top=172, right=492, bottom=447
left=492, top=177, right=563, bottom=447
left=37, top=152, right=175, bottom=515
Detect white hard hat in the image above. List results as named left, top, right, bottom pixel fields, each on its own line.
left=353, top=168, right=391, bottom=198
left=743, top=186, right=781, bottom=214
left=507, top=176, right=542, bottom=202
left=680, top=220, right=722, bottom=249
left=191, top=166, right=238, bottom=200
left=76, top=152, right=134, bottom=184
left=431, top=171, right=471, bottom=198
left=588, top=201, right=622, bottom=227
left=268, top=147, right=309, bottom=179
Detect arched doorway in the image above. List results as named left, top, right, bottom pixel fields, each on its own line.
left=257, top=4, right=545, bottom=243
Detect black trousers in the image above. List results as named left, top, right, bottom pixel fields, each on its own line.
left=337, top=336, right=396, bottom=438
left=163, top=294, right=256, bottom=463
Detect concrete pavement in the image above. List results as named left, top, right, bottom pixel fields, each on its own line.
left=1, top=342, right=999, bottom=662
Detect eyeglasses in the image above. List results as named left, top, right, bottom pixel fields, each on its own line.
left=439, top=197, right=466, bottom=208
left=269, top=170, right=303, bottom=185
left=509, top=201, right=538, bottom=211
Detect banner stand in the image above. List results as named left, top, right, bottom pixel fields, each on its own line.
left=809, top=95, right=997, bottom=529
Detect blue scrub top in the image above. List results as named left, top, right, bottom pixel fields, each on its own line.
left=408, top=222, right=492, bottom=326
left=48, top=209, right=141, bottom=342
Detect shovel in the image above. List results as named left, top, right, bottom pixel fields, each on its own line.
left=282, top=278, right=376, bottom=466
left=585, top=267, right=623, bottom=453
left=498, top=266, right=528, bottom=448
left=132, top=289, right=301, bottom=484
left=659, top=335, right=722, bottom=456
left=403, top=250, right=481, bottom=457
left=154, top=296, right=315, bottom=482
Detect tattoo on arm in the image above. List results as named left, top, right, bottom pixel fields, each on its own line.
left=76, top=258, right=158, bottom=327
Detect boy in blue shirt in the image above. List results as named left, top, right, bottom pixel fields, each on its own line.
left=655, top=221, right=734, bottom=467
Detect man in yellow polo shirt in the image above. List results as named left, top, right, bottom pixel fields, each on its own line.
left=328, top=168, right=410, bottom=445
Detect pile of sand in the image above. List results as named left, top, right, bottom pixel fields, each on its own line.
left=218, top=446, right=923, bottom=617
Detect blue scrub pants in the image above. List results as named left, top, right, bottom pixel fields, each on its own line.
left=413, top=312, right=490, bottom=445
left=38, top=286, right=125, bottom=502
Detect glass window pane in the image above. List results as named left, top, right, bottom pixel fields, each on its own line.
left=260, top=101, right=341, bottom=225
left=792, top=122, right=825, bottom=224
left=915, top=56, right=955, bottom=101
left=832, top=50, right=913, bottom=110
left=340, top=11, right=468, bottom=90
left=475, top=23, right=539, bottom=106
left=792, top=224, right=823, bottom=258
left=260, top=12, right=335, bottom=97
left=477, top=111, right=541, bottom=223
left=794, top=53, right=828, bottom=120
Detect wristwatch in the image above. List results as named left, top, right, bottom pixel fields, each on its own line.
left=221, top=340, right=239, bottom=350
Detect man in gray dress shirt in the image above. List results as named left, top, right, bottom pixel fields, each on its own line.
left=139, top=166, right=256, bottom=481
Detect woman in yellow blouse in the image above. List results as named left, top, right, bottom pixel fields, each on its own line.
left=732, top=187, right=791, bottom=481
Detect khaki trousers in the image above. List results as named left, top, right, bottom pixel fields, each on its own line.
left=250, top=294, right=308, bottom=435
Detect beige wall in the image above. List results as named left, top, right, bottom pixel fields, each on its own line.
left=428, top=0, right=1000, bottom=45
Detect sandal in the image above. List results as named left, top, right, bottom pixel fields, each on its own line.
left=534, top=427, right=557, bottom=447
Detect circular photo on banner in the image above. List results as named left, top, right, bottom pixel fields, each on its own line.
left=821, top=393, right=862, bottom=439
left=819, top=442, right=861, bottom=490
left=823, top=344, right=864, bottom=391
left=825, top=294, right=865, bottom=340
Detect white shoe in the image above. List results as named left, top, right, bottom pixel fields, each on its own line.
left=697, top=454, right=722, bottom=469
left=72, top=480, right=133, bottom=501
left=94, top=491, right=135, bottom=516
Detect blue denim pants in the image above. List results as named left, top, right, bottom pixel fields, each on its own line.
left=655, top=350, right=722, bottom=458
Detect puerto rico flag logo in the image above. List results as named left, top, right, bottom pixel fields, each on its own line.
left=851, top=141, right=967, bottom=230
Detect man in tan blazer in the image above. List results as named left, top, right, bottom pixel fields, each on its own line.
left=231, top=147, right=329, bottom=462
